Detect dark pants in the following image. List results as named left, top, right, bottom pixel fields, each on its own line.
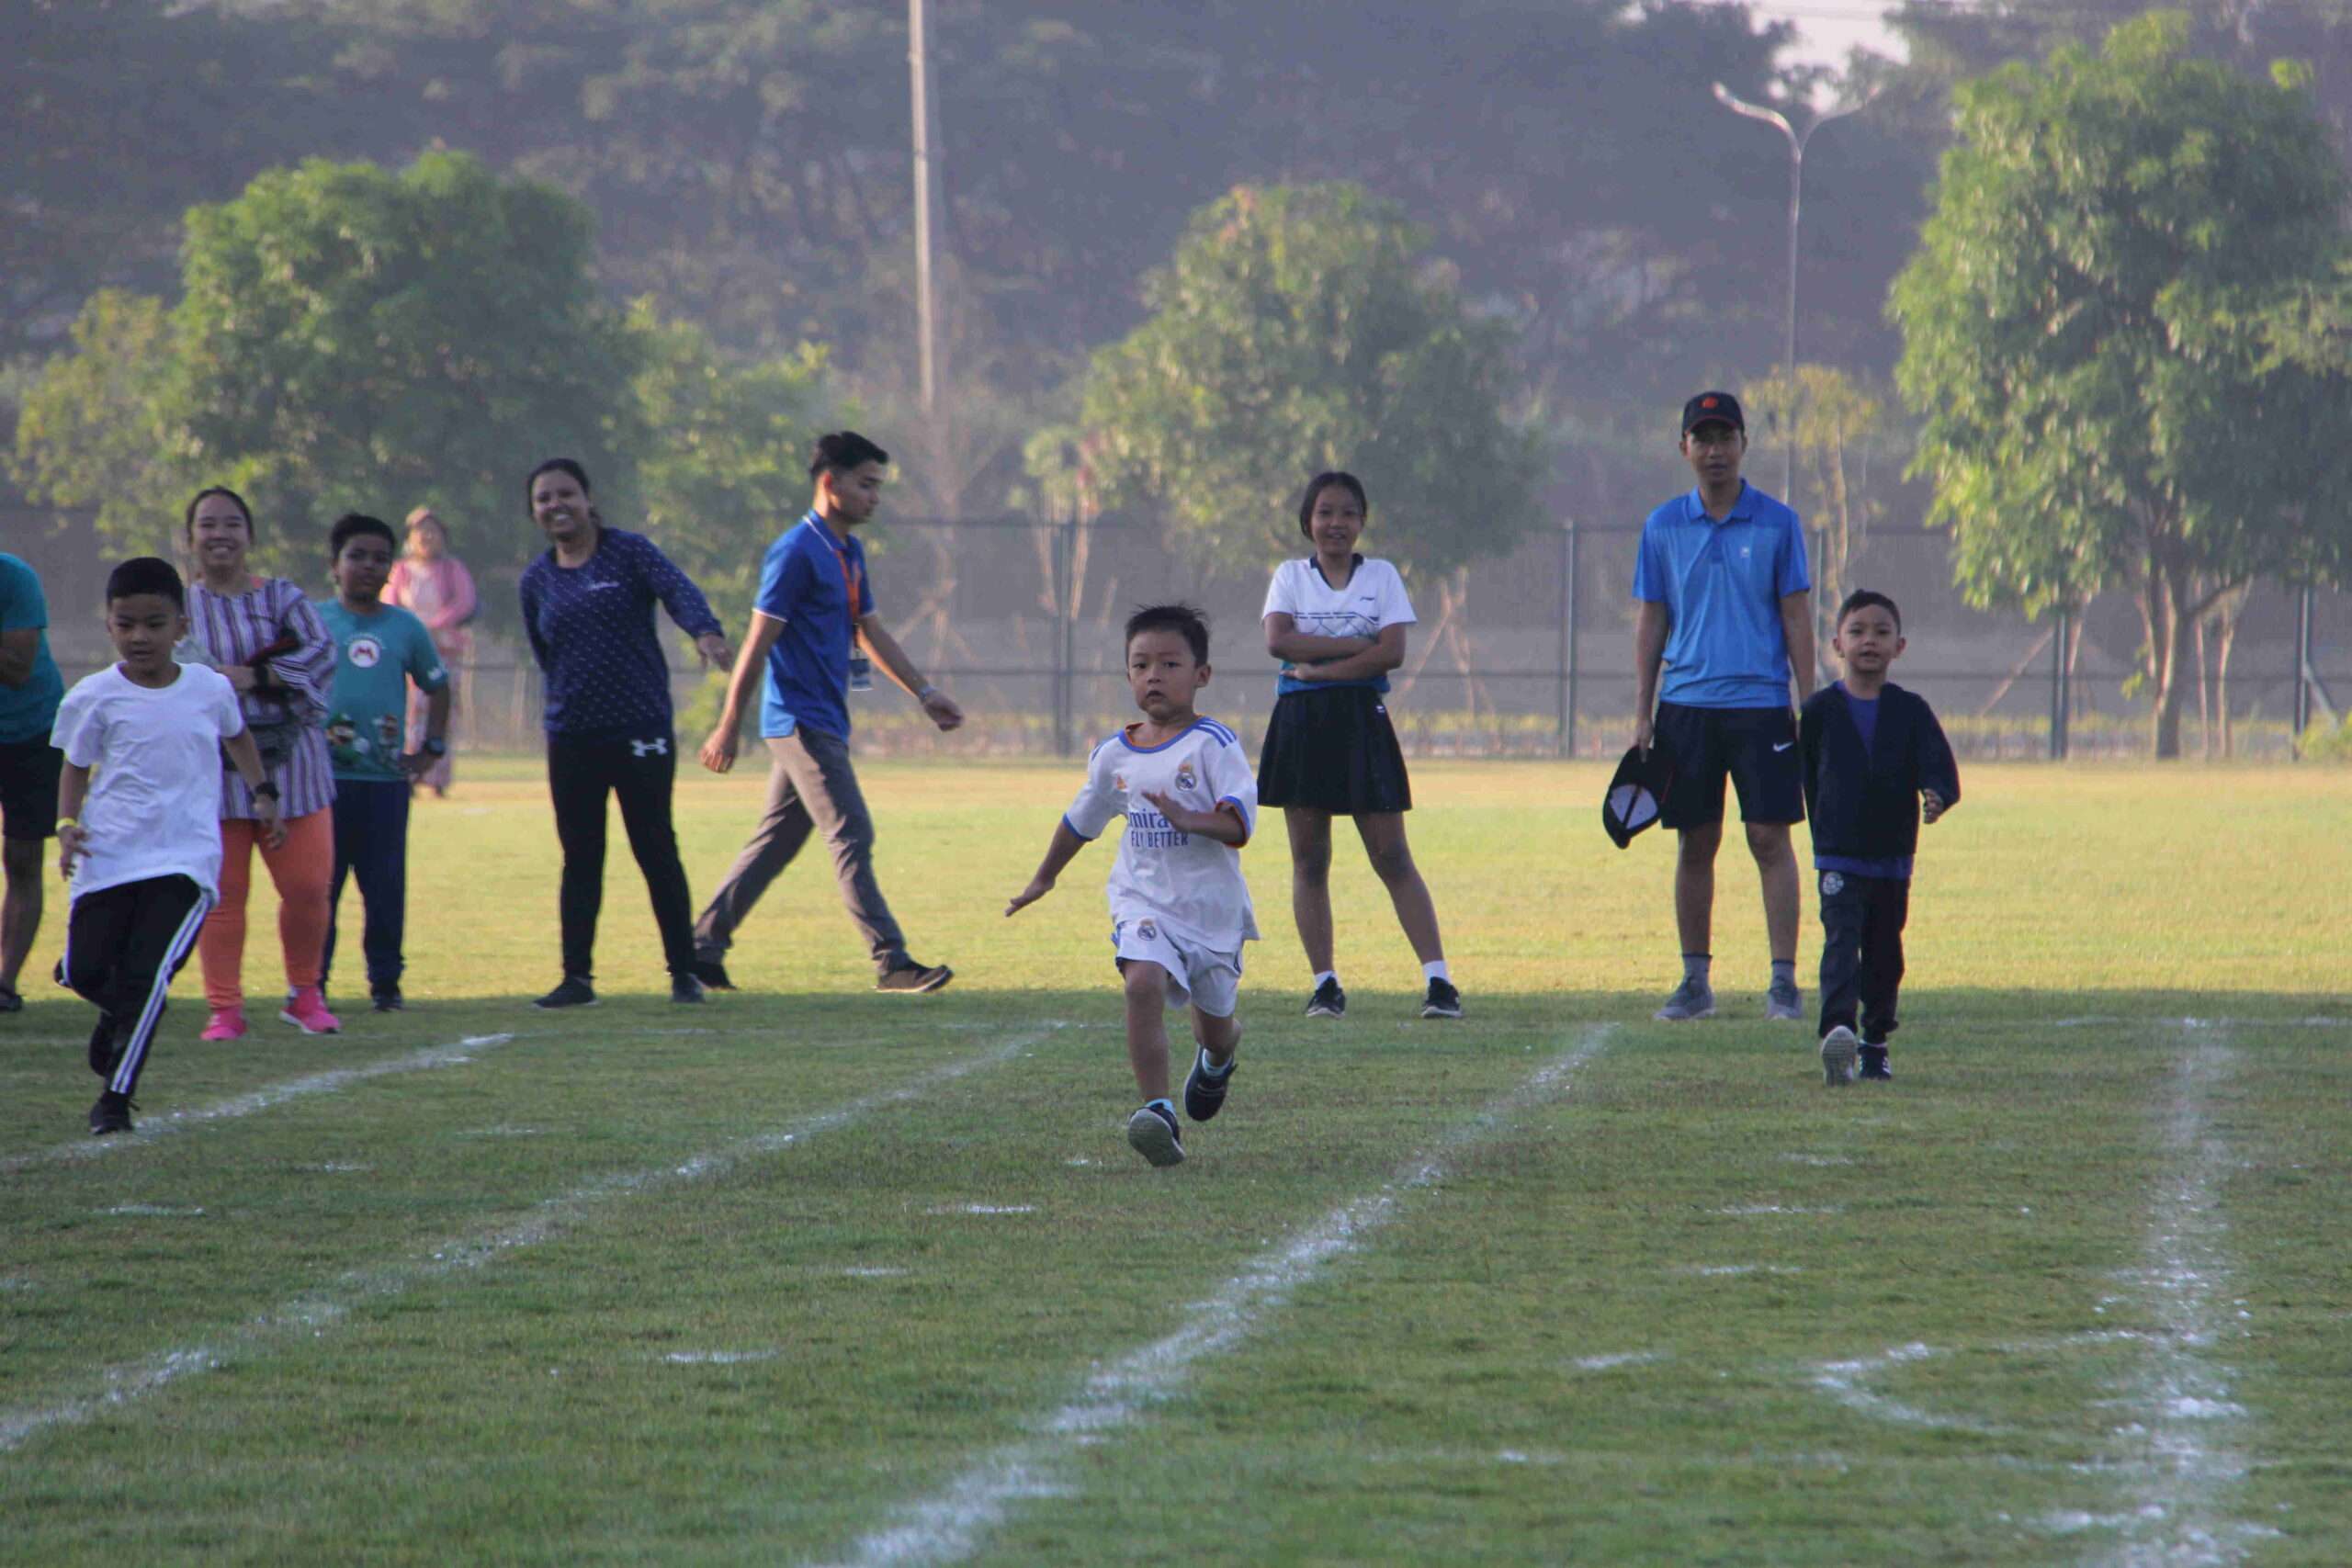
left=548, top=729, right=696, bottom=981
left=1816, top=871, right=1909, bottom=1043
left=693, top=728, right=907, bottom=973
left=325, top=778, right=410, bottom=996
left=62, top=874, right=209, bottom=1099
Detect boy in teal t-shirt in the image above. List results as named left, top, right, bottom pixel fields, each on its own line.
left=317, top=514, right=449, bottom=1010
left=0, top=551, right=66, bottom=1010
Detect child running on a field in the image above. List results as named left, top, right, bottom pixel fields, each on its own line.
left=1798, top=590, right=1960, bottom=1087
left=55, top=558, right=283, bottom=1134
left=1006, top=604, right=1258, bottom=1168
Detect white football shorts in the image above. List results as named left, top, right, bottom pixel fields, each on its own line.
left=1112, top=917, right=1243, bottom=1020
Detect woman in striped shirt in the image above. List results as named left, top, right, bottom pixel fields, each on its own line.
left=181, top=487, right=342, bottom=1040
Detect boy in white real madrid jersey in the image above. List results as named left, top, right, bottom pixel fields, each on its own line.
left=1007, top=604, right=1257, bottom=1168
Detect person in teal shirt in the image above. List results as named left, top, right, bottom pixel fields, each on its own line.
left=317, top=514, right=449, bottom=1010
left=0, top=551, right=66, bottom=1010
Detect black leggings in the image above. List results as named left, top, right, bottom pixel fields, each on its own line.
left=547, top=728, right=695, bottom=981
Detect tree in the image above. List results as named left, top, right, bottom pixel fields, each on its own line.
left=1074, top=183, right=1542, bottom=581
left=1742, top=364, right=1906, bottom=658
left=1891, top=14, right=2352, bottom=757
left=9, top=291, right=187, bottom=556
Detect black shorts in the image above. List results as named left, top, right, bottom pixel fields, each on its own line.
left=1653, top=701, right=1803, bottom=829
left=1257, top=686, right=1412, bottom=815
left=0, top=736, right=62, bottom=841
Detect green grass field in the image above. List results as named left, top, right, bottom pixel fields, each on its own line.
left=3, top=759, right=2347, bottom=1565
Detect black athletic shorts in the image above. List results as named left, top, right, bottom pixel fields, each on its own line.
left=1653, top=701, right=1803, bottom=829
left=0, top=736, right=62, bottom=842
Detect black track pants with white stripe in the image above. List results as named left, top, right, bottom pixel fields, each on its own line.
left=62, top=874, right=210, bottom=1098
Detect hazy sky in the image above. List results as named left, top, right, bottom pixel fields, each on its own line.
left=1735, top=0, right=1907, bottom=74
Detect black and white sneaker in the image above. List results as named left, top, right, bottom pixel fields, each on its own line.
left=876, top=960, right=954, bottom=994
left=1420, top=978, right=1464, bottom=1020
left=1125, top=1102, right=1185, bottom=1167
left=87, top=1013, right=123, bottom=1079
left=89, top=1090, right=135, bottom=1136
left=533, top=976, right=598, bottom=1010
left=671, top=974, right=706, bottom=1004
left=1305, top=976, right=1346, bottom=1019
left=1182, top=1048, right=1235, bottom=1122
left=691, top=957, right=737, bottom=992
left=1858, top=1044, right=1893, bottom=1081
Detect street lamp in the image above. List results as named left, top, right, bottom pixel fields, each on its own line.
left=1710, top=81, right=1880, bottom=499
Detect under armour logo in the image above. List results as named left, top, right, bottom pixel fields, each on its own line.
left=629, top=738, right=669, bottom=757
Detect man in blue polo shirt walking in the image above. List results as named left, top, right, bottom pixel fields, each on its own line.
left=693, top=431, right=966, bottom=993
left=1632, top=391, right=1816, bottom=1023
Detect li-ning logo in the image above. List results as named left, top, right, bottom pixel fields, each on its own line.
left=629, top=737, right=669, bottom=758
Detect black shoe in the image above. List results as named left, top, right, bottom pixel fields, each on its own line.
left=671, top=974, right=706, bottom=1004
left=1305, top=976, right=1346, bottom=1019
left=690, top=958, right=736, bottom=992
left=533, top=976, right=598, bottom=1010
left=1859, top=1044, right=1893, bottom=1081
left=87, top=1013, right=123, bottom=1079
left=1125, top=1102, right=1185, bottom=1167
left=1420, top=978, right=1464, bottom=1020
left=371, top=987, right=404, bottom=1013
left=876, top=960, right=953, bottom=995
left=89, top=1090, right=134, bottom=1136
left=0, top=983, right=20, bottom=1013
left=1182, top=1047, right=1235, bottom=1122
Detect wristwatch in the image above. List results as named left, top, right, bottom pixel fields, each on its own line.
left=423, top=737, right=447, bottom=757
left=252, top=781, right=280, bottom=801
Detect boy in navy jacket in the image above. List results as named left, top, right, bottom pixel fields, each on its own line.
left=1799, top=591, right=1960, bottom=1086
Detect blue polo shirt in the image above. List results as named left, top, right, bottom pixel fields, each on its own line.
left=758, top=513, right=875, bottom=740
left=1633, top=481, right=1811, bottom=709
left=0, top=554, right=64, bottom=745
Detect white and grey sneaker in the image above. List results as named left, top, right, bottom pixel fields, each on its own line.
left=1125, top=1103, right=1185, bottom=1168
left=1766, top=978, right=1804, bottom=1021
left=1820, top=1024, right=1859, bottom=1086
left=1655, top=977, right=1715, bottom=1021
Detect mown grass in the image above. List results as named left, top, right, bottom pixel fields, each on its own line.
left=0, top=758, right=2346, bottom=1564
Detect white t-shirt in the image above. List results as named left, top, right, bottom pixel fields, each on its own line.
left=1063, top=716, right=1260, bottom=951
left=51, top=663, right=246, bottom=900
left=1261, top=555, right=1417, bottom=694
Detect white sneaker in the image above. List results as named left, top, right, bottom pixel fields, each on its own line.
left=1820, top=1025, right=1859, bottom=1087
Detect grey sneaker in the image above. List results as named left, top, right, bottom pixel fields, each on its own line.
left=1766, top=978, right=1804, bottom=1021
left=1654, top=976, right=1715, bottom=1021
left=1820, top=1024, right=1859, bottom=1086
left=1125, top=1103, right=1185, bottom=1168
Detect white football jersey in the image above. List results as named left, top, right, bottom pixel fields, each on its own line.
left=1064, top=716, right=1260, bottom=950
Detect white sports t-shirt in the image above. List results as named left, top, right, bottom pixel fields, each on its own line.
left=51, top=663, right=246, bottom=900
left=1261, top=555, right=1417, bottom=694
left=1064, top=716, right=1260, bottom=951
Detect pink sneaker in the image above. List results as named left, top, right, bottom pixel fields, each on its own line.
left=200, top=1008, right=247, bottom=1043
left=278, top=987, right=341, bottom=1035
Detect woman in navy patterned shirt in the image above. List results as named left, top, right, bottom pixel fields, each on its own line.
left=518, top=458, right=731, bottom=1009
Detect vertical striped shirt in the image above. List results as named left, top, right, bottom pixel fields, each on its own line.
left=184, top=577, right=338, bottom=821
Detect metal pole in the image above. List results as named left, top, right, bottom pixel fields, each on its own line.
left=1057, top=519, right=1079, bottom=757
left=1781, top=141, right=1801, bottom=501
left=910, top=0, right=940, bottom=414
left=2295, top=583, right=2314, bottom=755
left=2050, top=604, right=2069, bottom=761
left=1556, top=523, right=1576, bottom=757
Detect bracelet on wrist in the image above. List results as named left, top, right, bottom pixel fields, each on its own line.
left=56, top=817, right=77, bottom=829
left=916, top=682, right=939, bottom=700
left=251, top=781, right=280, bottom=801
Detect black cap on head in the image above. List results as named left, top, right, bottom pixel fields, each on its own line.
left=1680, top=391, right=1745, bottom=436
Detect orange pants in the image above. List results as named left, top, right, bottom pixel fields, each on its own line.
left=198, top=807, right=334, bottom=1011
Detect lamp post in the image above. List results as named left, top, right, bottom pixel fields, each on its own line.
left=1709, top=82, right=1878, bottom=499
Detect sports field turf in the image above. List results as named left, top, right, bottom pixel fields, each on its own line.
left=2, top=759, right=2346, bottom=1564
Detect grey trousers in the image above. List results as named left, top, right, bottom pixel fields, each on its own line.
left=692, top=728, right=908, bottom=971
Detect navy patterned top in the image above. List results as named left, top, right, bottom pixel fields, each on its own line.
left=518, top=527, right=723, bottom=737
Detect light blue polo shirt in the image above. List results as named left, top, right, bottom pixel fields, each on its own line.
left=0, top=554, right=64, bottom=745
left=1632, top=481, right=1811, bottom=709
left=757, top=513, right=875, bottom=740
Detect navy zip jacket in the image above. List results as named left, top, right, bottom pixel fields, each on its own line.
left=1797, top=682, right=1961, bottom=866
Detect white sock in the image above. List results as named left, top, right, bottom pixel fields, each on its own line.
left=1199, top=1047, right=1235, bottom=1078
left=1313, top=970, right=1338, bottom=990
left=1422, top=960, right=1451, bottom=984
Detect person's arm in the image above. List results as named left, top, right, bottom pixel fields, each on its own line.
left=859, top=614, right=962, bottom=732
left=257, top=588, right=338, bottom=719
left=519, top=570, right=554, bottom=673
left=55, top=761, right=90, bottom=879
left=0, top=628, right=40, bottom=688
left=1797, top=696, right=1825, bottom=827
left=1917, top=698, right=1961, bottom=824
left=1142, top=787, right=1250, bottom=845
left=701, top=611, right=786, bottom=773
left=1633, top=600, right=1669, bottom=753
left=1005, top=818, right=1091, bottom=916
left=1288, top=624, right=1407, bottom=684
left=222, top=728, right=286, bottom=850
left=634, top=535, right=730, bottom=667
left=401, top=686, right=454, bottom=780
left=1780, top=591, right=1817, bottom=704
left=1263, top=613, right=1377, bottom=664
left=446, top=559, right=479, bottom=627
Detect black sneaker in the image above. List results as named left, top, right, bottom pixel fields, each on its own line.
left=691, top=957, right=737, bottom=992
left=371, top=987, right=404, bottom=1013
left=1182, top=1048, right=1235, bottom=1122
left=876, top=960, right=953, bottom=995
left=533, top=976, right=598, bottom=1010
left=1125, top=1102, right=1185, bottom=1167
left=671, top=974, right=706, bottom=1004
left=89, top=1090, right=134, bottom=1136
left=1420, top=978, right=1464, bottom=1020
left=1859, top=1044, right=1893, bottom=1081
left=87, top=1013, right=123, bottom=1079
left=1305, top=976, right=1346, bottom=1019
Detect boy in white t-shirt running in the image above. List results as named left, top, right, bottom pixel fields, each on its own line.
left=1007, top=604, right=1258, bottom=1168
left=52, top=558, right=282, bottom=1135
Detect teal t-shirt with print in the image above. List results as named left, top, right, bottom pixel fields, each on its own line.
left=0, top=553, right=64, bottom=744
left=317, top=599, right=447, bottom=781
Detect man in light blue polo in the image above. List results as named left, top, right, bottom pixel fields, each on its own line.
left=1632, top=390, right=1815, bottom=1023
left=694, top=431, right=966, bottom=994
left=0, top=551, right=65, bottom=1012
